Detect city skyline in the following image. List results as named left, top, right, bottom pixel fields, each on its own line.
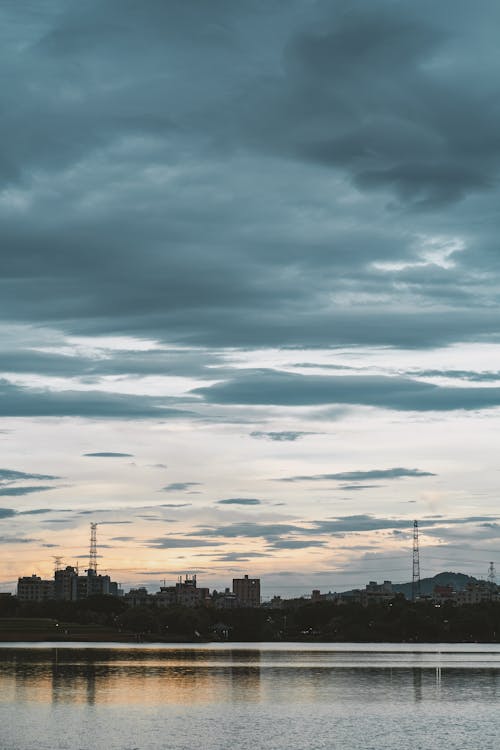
left=2, top=2, right=500, bottom=596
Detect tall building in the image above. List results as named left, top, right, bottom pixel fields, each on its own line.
left=233, top=574, right=260, bottom=607
left=86, top=568, right=112, bottom=597
left=50, top=566, right=119, bottom=601
left=55, top=566, right=78, bottom=601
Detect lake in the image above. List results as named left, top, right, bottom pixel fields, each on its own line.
left=2, top=642, right=500, bottom=749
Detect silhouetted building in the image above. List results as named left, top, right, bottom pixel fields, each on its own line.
left=233, top=574, right=260, bottom=607
left=152, top=576, right=210, bottom=608
left=15, top=566, right=123, bottom=602
left=213, top=588, right=238, bottom=609
left=124, top=587, right=151, bottom=607
left=17, top=575, right=55, bottom=602
left=310, top=589, right=340, bottom=603
left=175, top=575, right=210, bottom=607
left=361, top=580, right=395, bottom=606
left=432, top=584, right=456, bottom=604
left=86, top=568, right=113, bottom=597
left=456, top=581, right=499, bottom=605
left=55, top=566, right=78, bottom=601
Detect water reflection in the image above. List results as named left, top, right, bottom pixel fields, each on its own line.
left=0, top=648, right=264, bottom=707
left=2, top=647, right=500, bottom=708
left=412, top=667, right=422, bottom=702
left=3, top=647, right=500, bottom=750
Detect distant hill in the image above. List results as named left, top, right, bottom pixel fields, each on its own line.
left=393, top=571, right=480, bottom=599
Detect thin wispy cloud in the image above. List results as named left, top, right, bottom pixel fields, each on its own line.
left=278, top=468, right=435, bottom=483
left=83, top=452, right=134, bottom=458
left=0, top=469, right=59, bottom=483
left=0, top=486, right=55, bottom=496
left=217, top=498, right=262, bottom=506
left=161, top=482, right=202, bottom=492
left=250, top=431, right=314, bottom=442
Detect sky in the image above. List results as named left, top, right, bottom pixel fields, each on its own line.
left=2, top=0, right=500, bottom=598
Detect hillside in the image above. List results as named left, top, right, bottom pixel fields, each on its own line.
left=392, top=571, right=480, bottom=599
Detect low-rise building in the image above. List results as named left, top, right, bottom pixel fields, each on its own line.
left=213, top=588, right=239, bottom=609
left=17, top=575, right=55, bottom=602
left=125, top=576, right=210, bottom=609
left=311, top=589, right=341, bottom=604
left=432, top=584, right=456, bottom=604
left=155, top=586, right=177, bottom=608
left=361, top=580, right=395, bottom=607
left=456, top=581, right=498, bottom=605
left=123, top=587, right=151, bottom=607
left=175, top=575, right=210, bottom=607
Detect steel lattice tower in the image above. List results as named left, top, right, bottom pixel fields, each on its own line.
left=88, top=522, right=98, bottom=572
left=412, top=520, right=421, bottom=602
left=488, top=561, right=496, bottom=584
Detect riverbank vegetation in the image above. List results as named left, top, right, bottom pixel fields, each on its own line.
left=1, top=594, right=500, bottom=642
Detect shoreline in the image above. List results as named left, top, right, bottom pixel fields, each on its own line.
left=1, top=635, right=499, bottom=645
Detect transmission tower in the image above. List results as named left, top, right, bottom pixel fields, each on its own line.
left=412, top=520, right=421, bottom=602
left=52, top=556, right=63, bottom=573
left=88, top=522, right=98, bottom=572
left=488, top=561, right=496, bottom=584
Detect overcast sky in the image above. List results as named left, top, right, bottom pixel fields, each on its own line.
left=2, top=0, right=500, bottom=597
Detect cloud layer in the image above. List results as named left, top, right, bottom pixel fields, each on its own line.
left=0, top=0, right=499, bottom=354
left=1, top=2, right=500, bottom=593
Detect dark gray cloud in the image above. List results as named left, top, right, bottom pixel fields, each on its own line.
left=75, top=554, right=103, bottom=559
left=160, top=503, right=192, bottom=508
left=217, top=498, right=262, bottom=506
left=0, top=507, right=60, bottom=518
left=313, top=515, right=409, bottom=534
left=196, top=514, right=495, bottom=542
left=279, top=468, right=435, bottom=483
left=195, top=370, right=500, bottom=412
left=0, top=380, right=191, bottom=419
left=83, top=452, right=134, bottom=458
left=410, top=369, right=500, bottom=383
left=315, top=515, right=496, bottom=535
left=339, top=484, right=383, bottom=491
left=213, top=551, right=269, bottom=562
left=0, top=468, right=60, bottom=502
left=0, top=468, right=59, bottom=483
left=146, top=537, right=224, bottom=549
left=0, top=0, right=499, bottom=360
left=111, top=536, right=134, bottom=542
left=250, top=431, right=314, bottom=442
left=0, top=508, right=17, bottom=519
left=0, top=536, right=38, bottom=544
left=269, top=539, right=326, bottom=550
left=0, top=485, right=55, bottom=496
left=0, top=348, right=227, bottom=380
left=161, top=482, right=201, bottom=492
left=197, top=522, right=307, bottom=539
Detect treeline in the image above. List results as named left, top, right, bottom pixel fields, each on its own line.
left=2, top=594, right=500, bottom=642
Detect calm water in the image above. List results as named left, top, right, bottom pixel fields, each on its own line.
left=2, top=642, right=500, bottom=749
